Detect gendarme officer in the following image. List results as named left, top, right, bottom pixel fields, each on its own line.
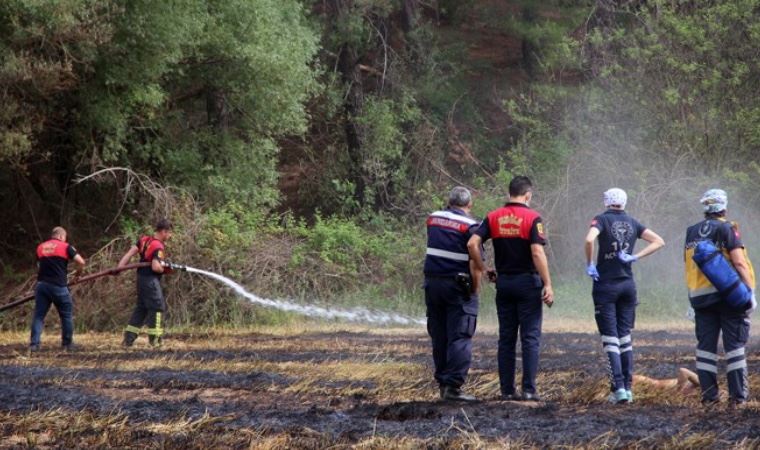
left=424, top=187, right=482, bottom=402
left=468, top=176, right=553, bottom=401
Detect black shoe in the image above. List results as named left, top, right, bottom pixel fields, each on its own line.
left=501, top=392, right=521, bottom=401
left=521, top=392, right=541, bottom=402
left=442, top=386, right=478, bottom=402
left=701, top=398, right=719, bottom=410
left=28, top=344, right=40, bottom=355
left=122, top=331, right=137, bottom=347
left=728, top=399, right=747, bottom=410
left=62, top=344, right=77, bottom=352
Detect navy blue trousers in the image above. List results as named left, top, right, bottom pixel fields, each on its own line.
left=30, top=281, right=74, bottom=347
left=425, top=278, right=478, bottom=388
left=592, top=278, right=636, bottom=392
left=495, top=273, right=543, bottom=395
left=694, top=302, right=750, bottom=402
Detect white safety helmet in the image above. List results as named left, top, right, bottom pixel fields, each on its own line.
left=700, top=189, right=727, bottom=214
left=603, top=188, right=627, bottom=209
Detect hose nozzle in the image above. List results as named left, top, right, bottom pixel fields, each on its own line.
left=161, top=261, right=187, bottom=272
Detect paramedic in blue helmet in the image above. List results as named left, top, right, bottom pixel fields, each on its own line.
left=584, top=188, right=665, bottom=404
left=684, top=189, right=756, bottom=407
left=424, top=186, right=483, bottom=402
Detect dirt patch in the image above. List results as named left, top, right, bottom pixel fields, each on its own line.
left=377, top=401, right=442, bottom=421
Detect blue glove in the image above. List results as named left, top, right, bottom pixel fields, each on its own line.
left=618, top=252, right=639, bottom=264
left=586, top=263, right=599, bottom=281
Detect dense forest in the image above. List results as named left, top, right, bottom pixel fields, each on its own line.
left=3, top=0, right=760, bottom=329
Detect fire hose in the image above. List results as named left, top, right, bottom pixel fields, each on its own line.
left=0, top=262, right=186, bottom=313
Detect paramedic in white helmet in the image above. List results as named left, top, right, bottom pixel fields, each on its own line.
left=684, top=189, right=756, bottom=407
left=584, top=188, right=665, bottom=404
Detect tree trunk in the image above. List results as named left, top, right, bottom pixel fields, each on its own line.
left=521, top=6, right=538, bottom=79
left=400, top=0, right=418, bottom=33
left=206, top=86, right=229, bottom=130
left=337, top=41, right=367, bottom=207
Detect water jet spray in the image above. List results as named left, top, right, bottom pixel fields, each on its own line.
left=1, top=263, right=425, bottom=326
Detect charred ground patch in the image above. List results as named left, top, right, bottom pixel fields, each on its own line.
left=0, top=327, right=759, bottom=448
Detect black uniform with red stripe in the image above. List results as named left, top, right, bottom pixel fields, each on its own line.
left=31, top=239, right=79, bottom=348
left=124, top=236, right=167, bottom=346
left=36, top=239, right=78, bottom=286
left=475, top=202, right=546, bottom=396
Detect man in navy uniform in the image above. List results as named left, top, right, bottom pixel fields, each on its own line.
left=684, top=189, right=756, bottom=407
left=424, top=187, right=482, bottom=401
left=468, top=176, right=553, bottom=401
left=584, top=188, right=665, bottom=404
left=30, top=226, right=86, bottom=352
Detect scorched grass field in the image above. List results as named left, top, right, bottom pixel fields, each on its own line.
left=1, top=321, right=760, bottom=449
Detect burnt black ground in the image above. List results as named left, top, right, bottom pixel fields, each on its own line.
left=1, top=329, right=759, bottom=447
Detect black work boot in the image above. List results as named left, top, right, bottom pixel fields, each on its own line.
left=501, top=392, right=521, bottom=401
left=442, top=385, right=478, bottom=402
left=122, top=331, right=137, bottom=347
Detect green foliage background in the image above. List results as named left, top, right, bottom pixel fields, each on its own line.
left=3, top=0, right=760, bottom=329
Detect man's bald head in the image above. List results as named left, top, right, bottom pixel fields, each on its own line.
left=51, top=226, right=67, bottom=241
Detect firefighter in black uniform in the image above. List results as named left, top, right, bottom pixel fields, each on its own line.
left=424, top=187, right=482, bottom=401
left=684, top=189, right=756, bottom=406
left=117, top=219, right=174, bottom=347
left=30, top=227, right=86, bottom=352
left=468, top=176, right=554, bottom=401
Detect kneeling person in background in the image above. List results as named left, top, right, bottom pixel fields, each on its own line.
left=118, top=219, right=174, bottom=348
left=30, top=226, right=86, bottom=352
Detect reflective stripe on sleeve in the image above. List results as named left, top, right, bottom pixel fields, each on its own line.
left=426, top=247, right=470, bottom=261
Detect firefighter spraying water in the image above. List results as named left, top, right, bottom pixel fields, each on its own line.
left=2, top=263, right=424, bottom=326
left=2, top=233, right=425, bottom=331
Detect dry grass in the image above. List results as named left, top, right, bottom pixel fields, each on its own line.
left=1, top=326, right=759, bottom=449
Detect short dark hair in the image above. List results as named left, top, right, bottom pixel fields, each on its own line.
left=705, top=211, right=726, bottom=219
left=155, top=218, right=173, bottom=231
left=509, top=176, right=533, bottom=197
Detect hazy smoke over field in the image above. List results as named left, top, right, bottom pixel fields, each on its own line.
left=535, top=85, right=760, bottom=313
